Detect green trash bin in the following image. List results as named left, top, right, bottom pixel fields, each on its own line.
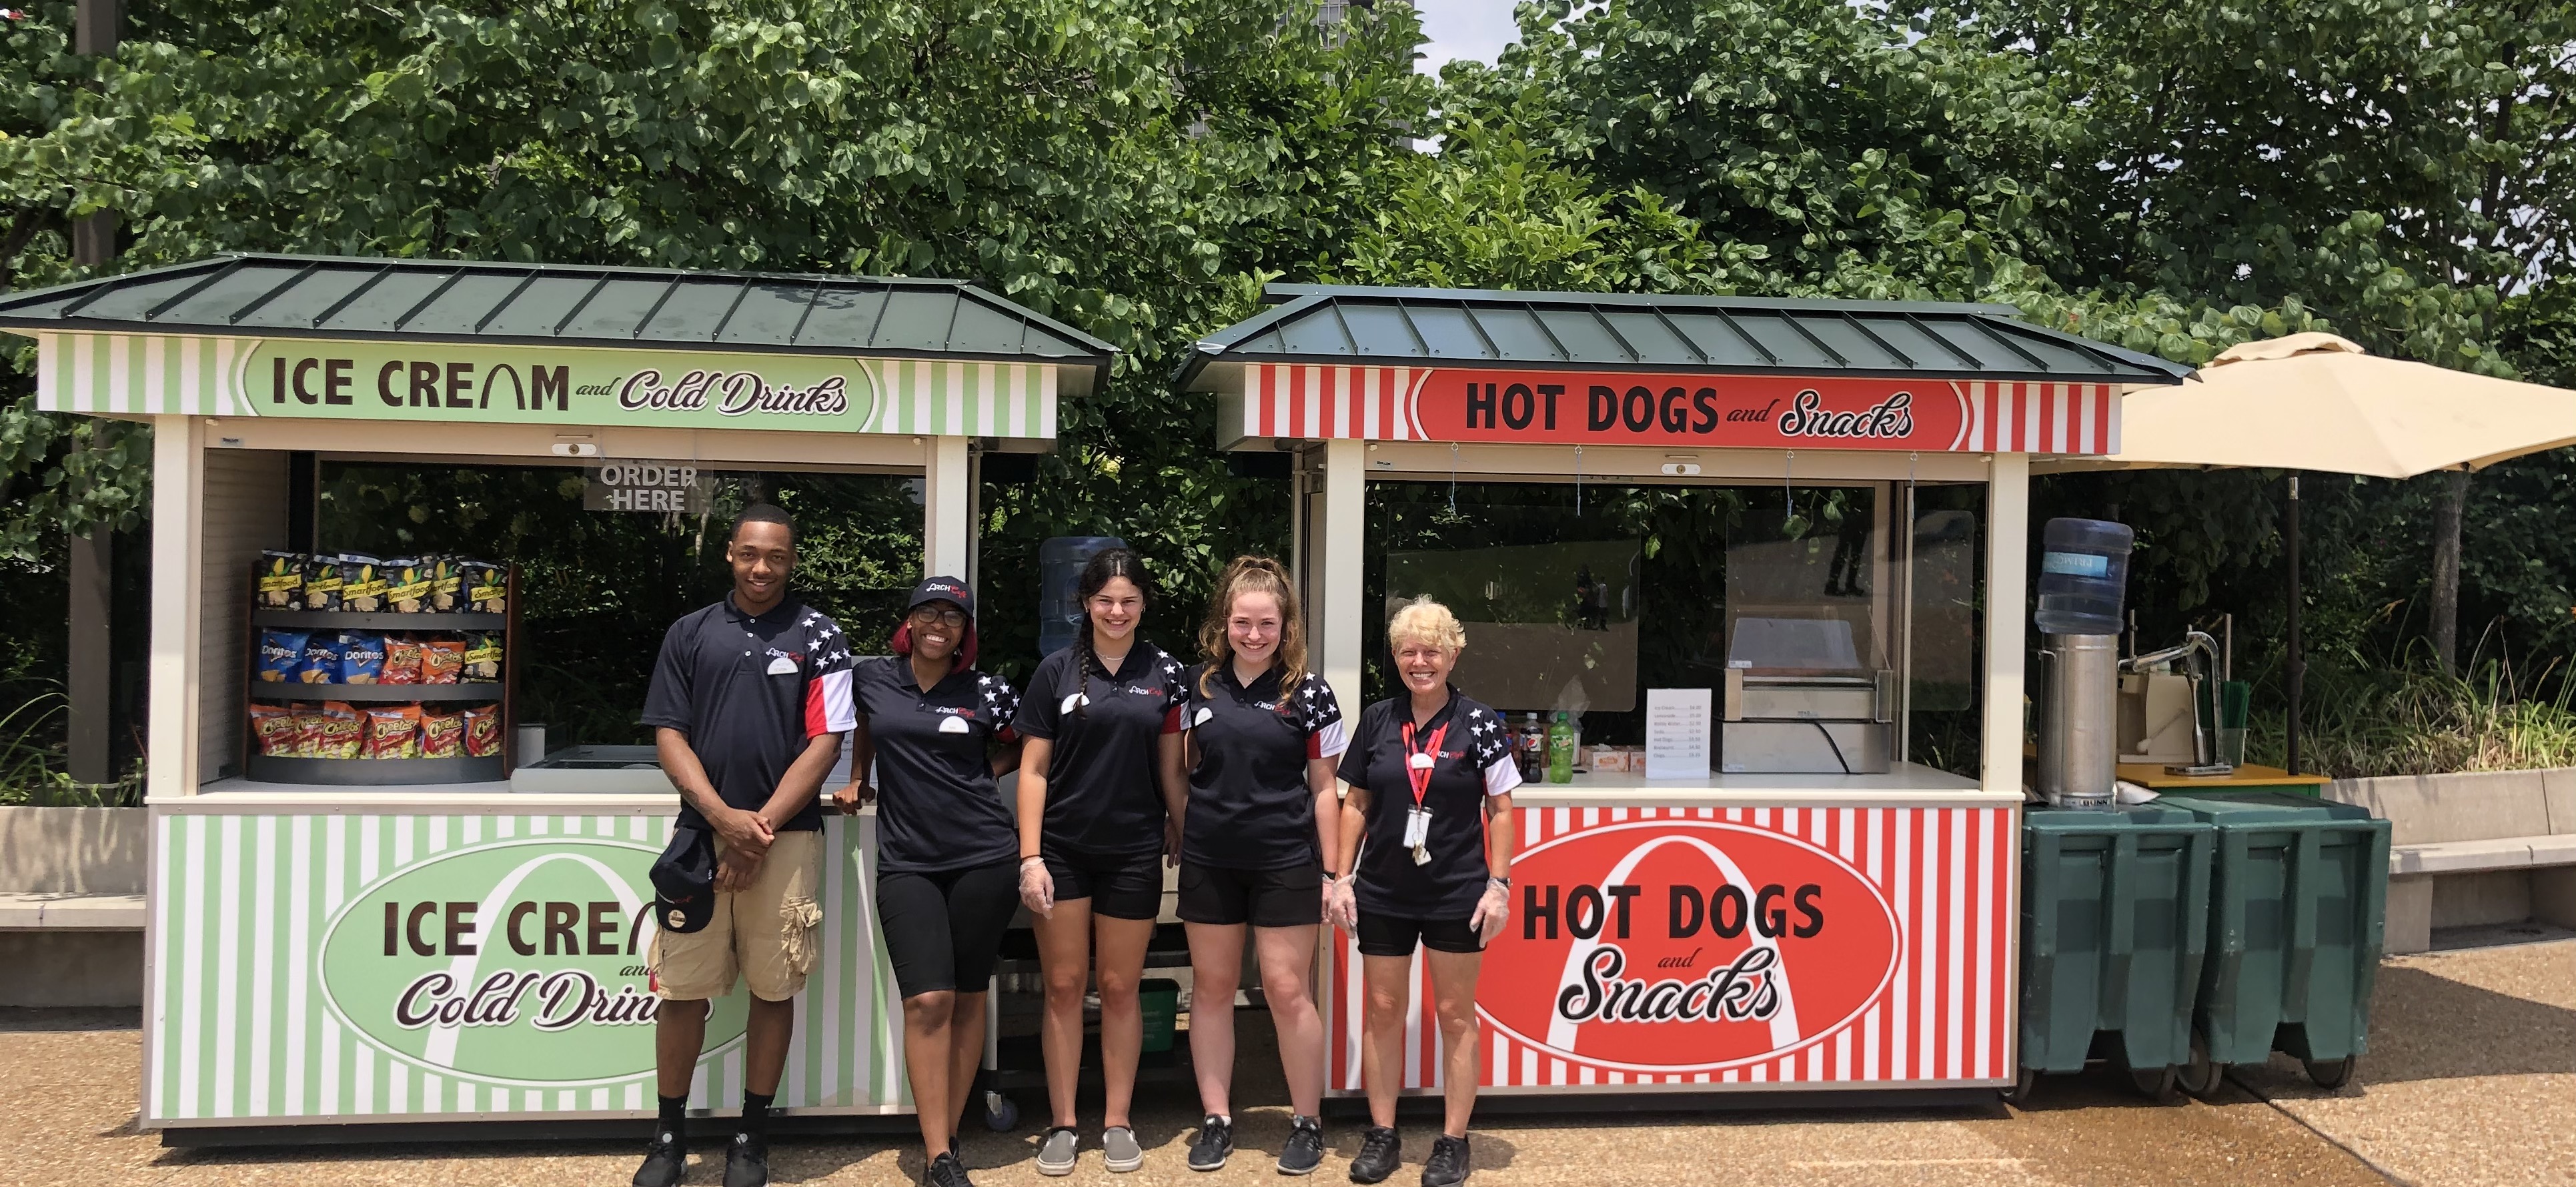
left=2017, top=804, right=2216, bottom=1103
left=2158, top=792, right=2391, bottom=1094
left=1139, top=978, right=1181, bottom=1054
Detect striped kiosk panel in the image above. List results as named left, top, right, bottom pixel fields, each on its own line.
left=1325, top=804, right=2016, bottom=1093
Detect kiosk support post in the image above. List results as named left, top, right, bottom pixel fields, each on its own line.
left=1981, top=451, right=2030, bottom=796
left=1315, top=439, right=1367, bottom=716
left=926, top=435, right=973, bottom=580
left=146, top=416, right=205, bottom=800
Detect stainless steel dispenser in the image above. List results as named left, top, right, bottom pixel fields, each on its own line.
left=2035, top=633, right=2119, bottom=808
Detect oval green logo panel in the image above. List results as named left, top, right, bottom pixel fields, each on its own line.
left=318, top=838, right=748, bottom=1085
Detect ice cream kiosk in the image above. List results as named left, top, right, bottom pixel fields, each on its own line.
left=0, top=254, right=1111, bottom=1135
left=1178, top=285, right=2191, bottom=1098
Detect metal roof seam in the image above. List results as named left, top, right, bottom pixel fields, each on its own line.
left=1646, top=306, right=1710, bottom=365
left=708, top=277, right=756, bottom=342
left=1775, top=309, right=1850, bottom=367
left=1838, top=311, right=1916, bottom=369
left=631, top=277, right=686, bottom=339
left=221, top=258, right=324, bottom=326
left=1956, top=314, right=2053, bottom=370
left=1327, top=301, right=1358, bottom=357
left=306, top=262, right=398, bottom=329
left=1525, top=303, right=1574, bottom=362
left=1584, top=306, right=1642, bottom=363
left=1707, top=307, right=1780, bottom=366
left=1898, top=311, right=1989, bottom=369
left=139, top=258, right=249, bottom=323
left=1461, top=304, right=1505, bottom=360
left=552, top=273, right=617, bottom=337
left=786, top=277, right=827, bottom=346
left=390, top=267, right=471, bottom=333
left=472, top=269, right=546, bottom=334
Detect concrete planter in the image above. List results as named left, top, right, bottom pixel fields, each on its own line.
left=0, top=806, right=146, bottom=1007
left=2321, top=767, right=2576, bottom=954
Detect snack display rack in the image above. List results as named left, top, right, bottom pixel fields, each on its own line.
left=240, top=569, right=518, bottom=785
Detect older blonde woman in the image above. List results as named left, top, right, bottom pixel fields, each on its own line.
left=1326, top=597, right=1519, bottom=1187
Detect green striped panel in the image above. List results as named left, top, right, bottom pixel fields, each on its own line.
left=861, top=359, right=1055, bottom=439
left=35, top=332, right=259, bottom=417
left=146, top=809, right=902, bottom=1123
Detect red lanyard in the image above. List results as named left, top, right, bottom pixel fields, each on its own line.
left=1399, top=719, right=1449, bottom=808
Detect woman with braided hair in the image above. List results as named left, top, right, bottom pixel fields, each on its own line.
left=1009, top=547, right=1189, bottom=1176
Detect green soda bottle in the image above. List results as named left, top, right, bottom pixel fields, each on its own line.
left=1546, top=712, right=1576, bottom=784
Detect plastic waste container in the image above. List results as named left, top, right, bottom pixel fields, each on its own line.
left=2016, top=803, right=2216, bottom=1103
left=2158, top=792, right=2390, bottom=1094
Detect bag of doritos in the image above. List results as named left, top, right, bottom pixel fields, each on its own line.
left=339, top=633, right=386, bottom=684
left=257, top=629, right=310, bottom=683
left=255, top=551, right=303, bottom=609
left=299, top=634, right=344, bottom=684
left=362, top=705, right=420, bottom=760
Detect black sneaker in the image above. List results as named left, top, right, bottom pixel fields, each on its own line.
left=723, top=1132, right=769, bottom=1187
left=926, top=1150, right=977, bottom=1187
left=1188, top=1114, right=1234, bottom=1172
left=1279, top=1115, right=1325, bottom=1176
left=1348, top=1126, right=1401, bottom=1184
left=634, top=1130, right=686, bottom=1187
left=1421, top=1134, right=1470, bottom=1187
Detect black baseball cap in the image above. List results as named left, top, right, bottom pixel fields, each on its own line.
left=908, top=576, right=974, bottom=618
left=648, top=824, right=716, bottom=934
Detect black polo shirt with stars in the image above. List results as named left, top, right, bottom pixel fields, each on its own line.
left=853, top=656, right=1023, bottom=874
left=1337, top=690, right=1522, bottom=918
left=641, top=597, right=857, bottom=834
left=1011, top=640, right=1187, bottom=860
left=1169, top=662, right=1347, bottom=871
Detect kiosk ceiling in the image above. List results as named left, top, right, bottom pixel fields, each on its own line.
left=1181, top=285, right=2189, bottom=455
left=0, top=254, right=1114, bottom=434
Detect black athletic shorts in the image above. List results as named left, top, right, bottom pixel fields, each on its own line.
left=1177, top=859, right=1322, bottom=928
left=1355, top=912, right=1485, bottom=957
left=877, top=860, right=1019, bottom=999
left=1043, top=847, right=1164, bottom=922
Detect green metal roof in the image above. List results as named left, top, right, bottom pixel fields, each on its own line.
left=1177, top=284, right=2191, bottom=387
left=0, top=253, right=1116, bottom=393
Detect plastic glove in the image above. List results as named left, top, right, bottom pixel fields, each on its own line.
left=1325, top=874, right=1360, bottom=932
left=1467, top=880, right=1511, bottom=945
left=1019, top=857, right=1055, bottom=918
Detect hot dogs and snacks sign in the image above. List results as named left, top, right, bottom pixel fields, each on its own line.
left=33, top=332, right=1062, bottom=439
left=1237, top=363, right=2119, bottom=454
left=1329, top=805, right=2015, bottom=1090
left=146, top=810, right=910, bottom=1124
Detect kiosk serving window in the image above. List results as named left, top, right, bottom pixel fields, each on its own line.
left=316, top=460, right=923, bottom=750
left=1363, top=478, right=1984, bottom=775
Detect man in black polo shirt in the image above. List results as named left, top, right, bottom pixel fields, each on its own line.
left=633, top=504, right=854, bottom=1187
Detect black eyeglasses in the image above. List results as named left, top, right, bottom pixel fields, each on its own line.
left=909, top=606, right=967, bottom=628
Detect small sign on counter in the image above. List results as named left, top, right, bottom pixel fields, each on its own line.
left=585, top=461, right=714, bottom=513
left=1644, top=688, right=1712, bottom=780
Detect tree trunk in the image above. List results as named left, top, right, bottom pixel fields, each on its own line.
left=2431, top=469, right=2471, bottom=675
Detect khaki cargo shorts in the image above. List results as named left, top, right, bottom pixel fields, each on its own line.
left=648, top=829, right=824, bottom=1002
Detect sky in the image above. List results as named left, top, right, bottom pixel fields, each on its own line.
left=1411, top=0, right=1522, bottom=73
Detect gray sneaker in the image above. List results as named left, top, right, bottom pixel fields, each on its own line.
left=1037, top=1126, right=1079, bottom=1176
left=1103, top=1126, right=1145, bottom=1173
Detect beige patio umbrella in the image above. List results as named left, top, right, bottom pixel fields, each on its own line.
left=2044, top=333, right=2576, bottom=772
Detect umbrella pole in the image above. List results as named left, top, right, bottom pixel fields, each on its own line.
left=2287, top=473, right=2303, bottom=776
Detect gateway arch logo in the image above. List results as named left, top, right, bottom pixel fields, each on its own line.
left=317, top=837, right=750, bottom=1086
left=1478, top=821, right=1900, bottom=1074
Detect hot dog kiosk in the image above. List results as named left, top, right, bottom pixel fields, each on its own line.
left=1178, top=286, right=2192, bottom=1096
left=0, top=254, right=1111, bottom=1134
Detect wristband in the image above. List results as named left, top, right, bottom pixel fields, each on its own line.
left=1487, top=876, right=1510, bottom=889
left=1021, top=854, right=1045, bottom=866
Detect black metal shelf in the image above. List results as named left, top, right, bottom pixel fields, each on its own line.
left=251, top=609, right=506, bottom=631
left=245, top=754, right=506, bottom=786
left=248, top=683, right=502, bottom=704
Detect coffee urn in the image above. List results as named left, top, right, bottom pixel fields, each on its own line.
left=2032, top=518, right=2134, bottom=809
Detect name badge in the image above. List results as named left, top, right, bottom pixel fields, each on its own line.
left=765, top=655, right=798, bottom=676
left=937, top=715, right=973, bottom=734
left=1408, top=752, right=1436, bottom=770
left=1060, top=692, right=1088, bottom=714
left=1193, top=706, right=1215, bottom=727
left=1402, top=806, right=1431, bottom=848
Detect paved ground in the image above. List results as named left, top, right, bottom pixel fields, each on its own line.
left=11, top=938, right=2574, bottom=1187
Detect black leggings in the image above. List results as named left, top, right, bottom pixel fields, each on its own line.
left=877, top=861, right=1019, bottom=999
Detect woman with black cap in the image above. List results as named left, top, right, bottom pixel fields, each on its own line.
left=834, top=577, right=1022, bottom=1187
left=1009, top=546, right=1189, bottom=1176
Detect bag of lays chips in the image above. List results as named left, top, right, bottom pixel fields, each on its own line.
left=255, top=551, right=303, bottom=608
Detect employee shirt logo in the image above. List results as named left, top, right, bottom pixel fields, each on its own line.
left=1477, top=822, right=1898, bottom=1073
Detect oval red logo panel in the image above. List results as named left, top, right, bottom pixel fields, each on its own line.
left=1480, top=821, right=1900, bottom=1073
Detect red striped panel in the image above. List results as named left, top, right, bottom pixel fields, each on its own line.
left=1323, top=803, right=2017, bottom=1092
